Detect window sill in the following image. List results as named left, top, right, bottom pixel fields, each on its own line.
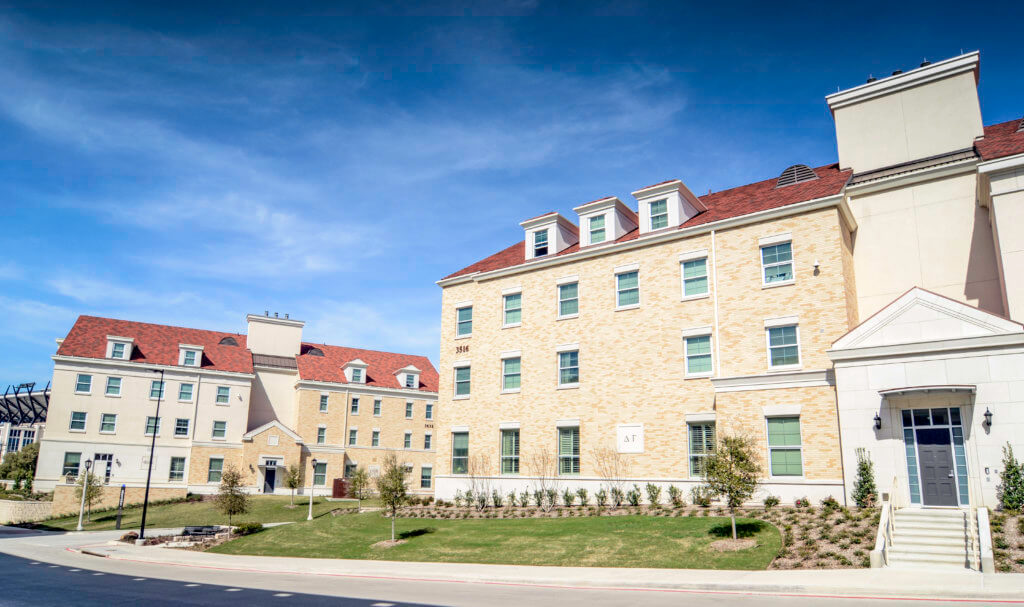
left=556, top=314, right=578, bottom=321
left=685, top=372, right=713, bottom=380
left=177, top=399, right=193, bottom=404
left=454, top=334, right=472, bottom=340
left=681, top=293, right=710, bottom=302
left=767, top=365, right=803, bottom=373
left=453, top=395, right=470, bottom=401
left=104, top=393, right=122, bottom=398
left=615, top=304, right=640, bottom=312
left=144, top=434, right=160, bottom=438
left=557, top=383, right=580, bottom=390
left=762, top=280, right=795, bottom=290
left=99, top=430, right=116, bottom=435
left=502, top=323, right=521, bottom=330
left=501, top=389, right=521, bottom=395
left=68, top=428, right=86, bottom=433
left=174, top=435, right=189, bottom=439
left=373, top=414, right=381, bottom=418
left=74, top=392, right=91, bottom=396
left=211, top=438, right=226, bottom=442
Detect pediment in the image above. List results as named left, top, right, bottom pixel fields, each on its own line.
left=833, top=287, right=1022, bottom=350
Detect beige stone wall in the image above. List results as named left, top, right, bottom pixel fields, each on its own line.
left=240, top=427, right=303, bottom=488
left=52, top=485, right=186, bottom=517
left=0, top=499, right=52, bottom=524
left=436, top=207, right=853, bottom=492
left=341, top=447, right=436, bottom=494
left=187, top=445, right=244, bottom=488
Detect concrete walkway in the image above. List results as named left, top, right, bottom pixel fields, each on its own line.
left=65, top=533, right=1024, bottom=602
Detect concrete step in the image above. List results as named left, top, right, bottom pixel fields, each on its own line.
left=895, top=527, right=967, bottom=538
left=895, top=521, right=966, bottom=533
left=894, top=510, right=965, bottom=522
left=894, top=536, right=967, bottom=549
left=890, top=552, right=971, bottom=567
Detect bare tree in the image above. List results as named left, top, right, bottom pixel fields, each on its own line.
left=591, top=446, right=632, bottom=508
left=526, top=449, right=558, bottom=512
left=466, top=454, right=492, bottom=510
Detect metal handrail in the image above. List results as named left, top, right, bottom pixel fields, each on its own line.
left=870, top=475, right=899, bottom=568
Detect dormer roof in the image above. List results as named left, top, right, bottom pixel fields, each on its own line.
left=296, top=343, right=438, bottom=392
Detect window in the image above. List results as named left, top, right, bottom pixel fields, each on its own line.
left=373, top=399, right=382, bottom=416
left=558, top=350, right=579, bottom=386
left=319, top=394, right=328, bottom=412
left=456, top=306, right=473, bottom=337
left=534, top=229, right=549, bottom=256
left=150, top=380, right=165, bottom=399
left=351, top=368, right=363, bottom=383
left=344, top=463, right=357, bottom=478
left=183, top=350, right=198, bottom=366
left=348, top=428, right=356, bottom=445
left=69, top=411, right=87, bottom=432
left=178, top=383, right=194, bottom=401
left=502, top=357, right=521, bottom=391
left=175, top=418, right=190, bottom=437
left=616, top=271, right=639, bottom=308
left=351, top=397, right=360, bottom=415
left=105, top=377, right=122, bottom=396
left=558, top=427, right=580, bottom=475
left=371, top=430, right=380, bottom=446
left=316, top=427, right=326, bottom=444
left=767, top=325, right=800, bottom=367
left=682, top=258, right=709, bottom=297
left=761, top=242, right=794, bottom=285
left=688, top=423, right=715, bottom=476
left=100, top=413, right=117, bottom=433
left=685, top=335, right=713, bottom=376
left=650, top=199, right=668, bottom=230
left=145, top=416, right=161, bottom=436
left=420, top=466, right=432, bottom=489
left=558, top=283, right=579, bottom=317
left=169, top=457, right=186, bottom=482
left=75, top=374, right=92, bottom=394
left=454, top=366, right=471, bottom=397
left=216, top=386, right=230, bottom=404
left=212, top=421, right=226, bottom=439
left=404, top=431, right=412, bottom=449
left=405, top=402, right=414, bottom=418
left=110, top=342, right=127, bottom=359
left=313, top=462, right=327, bottom=486
left=767, top=416, right=803, bottom=476
left=503, top=293, right=522, bottom=326
left=207, top=458, right=223, bottom=483
left=62, top=452, right=81, bottom=477
left=405, top=373, right=416, bottom=388
left=589, top=215, right=606, bottom=244
left=452, top=432, right=469, bottom=474
left=5, top=429, right=20, bottom=454
left=424, top=434, right=432, bottom=450
left=425, top=403, right=433, bottom=420
left=501, top=429, right=520, bottom=474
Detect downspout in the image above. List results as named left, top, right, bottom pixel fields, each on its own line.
left=711, top=229, right=722, bottom=376
left=190, top=374, right=202, bottom=441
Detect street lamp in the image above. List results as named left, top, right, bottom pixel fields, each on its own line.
left=76, top=459, right=93, bottom=531
left=308, top=458, right=319, bottom=521
left=139, top=368, right=165, bottom=540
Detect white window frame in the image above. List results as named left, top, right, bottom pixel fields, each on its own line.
left=679, top=250, right=710, bottom=300
left=75, top=374, right=92, bottom=395
left=313, top=462, right=327, bottom=486
left=588, top=214, right=606, bottom=245
left=104, top=376, right=122, bottom=397
left=347, top=427, right=357, bottom=446
left=453, top=364, right=471, bottom=399
left=405, top=401, right=413, bottom=419
left=106, top=337, right=133, bottom=360
left=174, top=418, right=190, bottom=438
left=425, top=403, right=433, bottom=420
left=533, top=228, right=549, bottom=257
left=556, top=277, right=579, bottom=320
left=149, top=380, right=165, bottom=400
left=371, top=429, right=380, bottom=447
left=99, top=413, right=117, bottom=434
left=351, top=368, right=363, bottom=383
left=216, top=386, right=230, bottom=405
left=178, top=344, right=204, bottom=367
left=169, top=456, right=186, bottom=482
left=373, top=398, right=382, bottom=416
left=351, top=397, right=360, bottom=415
left=420, top=465, right=433, bottom=488
left=765, top=415, right=804, bottom=479
left=556, top=345, right=580, bottom=389
left=69, top=411, right=87, bottom=432
left=211, top=420, right=227, bottom=440
left=614, top=265, right=640, bottom=310
left=502, top=290, right=523, bottom=328
left=759, top=236, right=795, bottom=288
left=455, top=305, right=473, bottom=338
left=424, top=432, right=432, bottom=450
left=145, top=416, right=161, bottom=437
left=684, top=333, right=714, bottom=378
left=404, top=431, right=412, bottom=450
left=649, top=199, right=669, bottom=230
left=405, top=373, right=416, bottom=388
left=687, top=422, right=716, bottom=477
left=207, top=457, right=224, bottom=483
left=317, top=425, right=327, bottom=445
left=178, top=382, right=194, bottom=402
left=319, top=393, right=329, bottom=413
left=765, top=322, right=801, bottom=371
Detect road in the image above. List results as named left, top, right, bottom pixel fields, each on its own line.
left=0, top=528, right=1013, bottom=606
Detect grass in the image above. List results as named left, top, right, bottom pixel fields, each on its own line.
left=210, top=512, right=780, bottom=570
left=28, top=496, right=374, bottom=532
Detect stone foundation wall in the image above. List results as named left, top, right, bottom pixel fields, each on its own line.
left=52, top=485, right=187, bottom=517
left=0, top=499, right=53, bottom=524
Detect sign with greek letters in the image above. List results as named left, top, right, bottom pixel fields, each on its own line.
left=616, top=424, right=644, bottom=453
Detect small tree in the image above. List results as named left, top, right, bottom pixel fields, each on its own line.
left=997, top=443, right=1024, bottom=512
left=703, top=435, right=761, bottom=540
left=592, top=446, right=632, bottom=509
left=74, top=471, right=103, bottom=521
left=283, top=465, right=303, bottom=506
left=0, top=442, right=39, bottom=494
left=851, top=448, right=878, bottom=508
left=215, top=466, right=249, bottom=526
left=349, top=466, right=371, bottom=501
left=526, top=450, right=558, bottom=512
left=376, top=453, right=407, bottom=542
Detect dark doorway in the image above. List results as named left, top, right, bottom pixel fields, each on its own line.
left=263, top=467, right=276, bottom=494
left=916, top=428, right=957, bottom=507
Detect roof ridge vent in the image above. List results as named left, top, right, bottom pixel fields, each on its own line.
left=776, top=164, right=819, bottom=188
left=1017, top=117, right=1024, bottom=133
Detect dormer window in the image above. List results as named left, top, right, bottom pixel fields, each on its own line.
left=106, top=336, right=134, bottom=360
left=632, top=180, right=706, bottom=236
left=649, top=200, right=668, bottom=230
left=589, top=216, right=605, bottom=244
left=396, top=365, right=422, bottom=390
left=573, top=197, right=637, bottom=247
left=533, top=230, right=549, bottom=256
left=178, top=345, right=204, bottom=367
left=343, top=359, right=369, bottom=383
left=405, top=374, right=416, bottom=388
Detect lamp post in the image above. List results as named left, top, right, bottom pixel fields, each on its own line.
left=139, top=368, right=164, bottom=540
left=307, top=458, right=319, bottom=521
left=76, top=459, right=93, bottom=531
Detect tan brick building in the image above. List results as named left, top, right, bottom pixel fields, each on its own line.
left=35, top=314, right=438, bottom=514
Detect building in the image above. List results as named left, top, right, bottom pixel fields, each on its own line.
left=34, top=313, right=438, bottom=514
left=0, top=382, right=49, bottom=463
left=434, top=51, right=1024, bottom=512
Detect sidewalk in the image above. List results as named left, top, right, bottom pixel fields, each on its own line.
left=73, top=538, right=1024, bottom=602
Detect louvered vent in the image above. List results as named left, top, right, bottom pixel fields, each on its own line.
left=219, top=336, right=239, bottom=346
left=306, top=347, right=324, bottom=356
left=776, top=164, right=819, bottom=188
left=1017, top=117, right=1024, bottom=133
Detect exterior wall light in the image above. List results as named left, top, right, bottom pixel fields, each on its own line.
left=984, top=407, right=993, bottom=428
left=873, top=413, right=882, bottom=430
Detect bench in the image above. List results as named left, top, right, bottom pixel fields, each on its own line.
left=182, top=525, right=219, bottom=537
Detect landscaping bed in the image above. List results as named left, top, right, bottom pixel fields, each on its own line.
left=990, top=512, right=1024, bottom=573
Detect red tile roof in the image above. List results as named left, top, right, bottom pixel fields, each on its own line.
left=442, top=163, right=850, bottom=280
left=976, top=118, right=1024, bottom=161
left=296, top=343, right=438, bottom=392
left=57, top=316, right=254, bottom=374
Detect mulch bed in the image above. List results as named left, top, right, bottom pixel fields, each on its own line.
left=991, top=512, right=1024, bottom=573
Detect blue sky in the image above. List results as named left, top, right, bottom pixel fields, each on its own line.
left=2, top=1, right=1023, bottom=386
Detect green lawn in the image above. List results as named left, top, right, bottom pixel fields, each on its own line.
left=31, top=496, right=372, bottom=531
left=211, top=512, right=781, bottom=570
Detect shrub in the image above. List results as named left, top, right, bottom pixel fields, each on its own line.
left=626, top=484, right=642, bottom=507
left=821, top=495, right=840, bottom=512
left=506, top=491, right=516, bottom=508
left=533, top=490, right=544, bottom=508
left=576, top=488, right=588, bottom=506
left=234, top=522, right=263, bottom=536
left=464, top=490, right=475, bottom=508
left=120, top=531, right=139, bottom=543
left=215, top=466, right=249, bottom=526
left=610, top=487, right=625, bottom=508
left=475, top=492, right=488, bottom=510
left=492, top=490, right=503, bottom=508
left=595, top=489, right=608, bottom=508
left=453, top=490, right=464, bottom=508
left=645, top=483, right=662, bottom=506
left=851, top=449, right=877, bottom=508
left=794, top=496, right=810, bottom=508
left=997, top=443, right=1024, bottom=512
left=544, top=488, right=558, bottom=509
left=562, top=488, right=575, bottom=507
left=763, top=495, right=781, bottom=509
left=690, top=485, right=713, bottom=507
left=667, top=485, right=684, bottom=507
